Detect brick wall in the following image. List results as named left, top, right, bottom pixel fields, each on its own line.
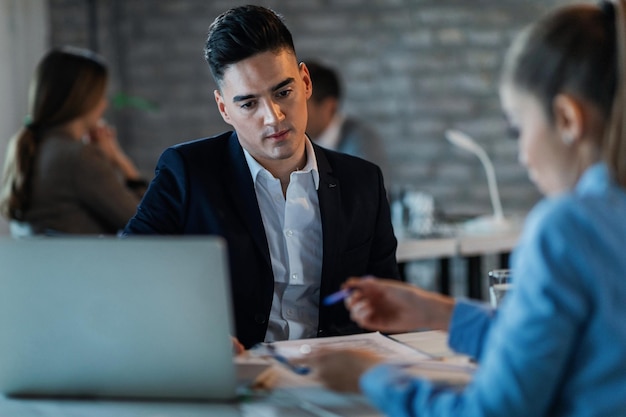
left=48, top=0, right=581, bottom=218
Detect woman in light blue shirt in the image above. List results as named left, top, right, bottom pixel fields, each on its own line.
left=301, top=2, right=626, bottom=416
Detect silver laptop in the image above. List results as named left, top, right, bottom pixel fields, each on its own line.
left=0, top=236, right=238, bottom=401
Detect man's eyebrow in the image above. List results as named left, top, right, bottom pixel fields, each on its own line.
left=272, top=77, right=294, bottom=92
left=232, top=93, right=255, bottom=103
left=232, top=78, right=295, bottom=103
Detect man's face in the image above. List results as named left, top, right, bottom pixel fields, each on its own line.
left=214, top=49, right=312, bottom=172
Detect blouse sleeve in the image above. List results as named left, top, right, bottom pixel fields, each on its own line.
left=448, top=299, right=495, bottom=360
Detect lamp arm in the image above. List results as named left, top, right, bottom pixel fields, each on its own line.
left=474, top=147, right=504, bottom=220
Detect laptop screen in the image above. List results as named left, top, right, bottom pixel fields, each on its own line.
left=0, top=236, right=238, bottom=400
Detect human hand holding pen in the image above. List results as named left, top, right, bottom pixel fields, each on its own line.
left=322, top=275, right=379, bottom=306
left=322, top=288, right=354, bottom=306
left=338, top=276, right=456, bottom=333
left=294, top=347, right=383, bottom=393
left=250, top=343, right=310, bottom=375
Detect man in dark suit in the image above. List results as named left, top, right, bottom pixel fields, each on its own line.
left=124, top=5, right=399, bottom=349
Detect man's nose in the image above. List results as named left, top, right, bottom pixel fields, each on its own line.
left=262, top=100, right=285, bottom=125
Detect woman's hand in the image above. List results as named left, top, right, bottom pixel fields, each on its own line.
left=88, top=120, right=141, bottom=180
left=343, top=277, right=455, bottom=333
left=296, top=348, right=384, bottom=392
left=88, top=120, right=122, bottom=161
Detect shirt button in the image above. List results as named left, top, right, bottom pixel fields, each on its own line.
left=285, top=230, right=294, bottom=237
left=291, top=273, right=298, bottom=280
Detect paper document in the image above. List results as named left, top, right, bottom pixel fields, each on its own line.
left=389, top=330, right=456, bottom=358
left=250, top=332, right=431, bottom=390
left=270, top=331, right=431, bottom=361
left=253, top=332, right=476, bottom=390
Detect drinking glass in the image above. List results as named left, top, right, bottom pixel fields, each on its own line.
left=488, top=269, right=512, bottom=308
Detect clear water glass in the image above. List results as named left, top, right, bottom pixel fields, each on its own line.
left=488, top=269, right=512, bottom=308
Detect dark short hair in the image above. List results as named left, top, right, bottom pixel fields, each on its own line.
left=204, top=5, right=296, bottom=83
left=306, top=60, right=342, bottom=103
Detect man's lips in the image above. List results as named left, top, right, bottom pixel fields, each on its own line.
left=266, top=129, right=289, bottom=140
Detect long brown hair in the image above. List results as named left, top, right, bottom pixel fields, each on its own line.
left=0, top=46, right=108, bottom=220
left=604, top=0, right=626, bottom=187
left=501, top=0, right=626, bottom=186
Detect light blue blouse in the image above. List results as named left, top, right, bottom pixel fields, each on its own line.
left=361, top=163, right=626, bottom=417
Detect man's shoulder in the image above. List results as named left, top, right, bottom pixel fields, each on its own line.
left=160, top=132, right=241, bottom=167
left=170, top=131, right=235, bottom=154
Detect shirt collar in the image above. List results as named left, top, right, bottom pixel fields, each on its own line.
left=576, top=162, right=611, bottom=196
left=243, top=137, right=320, bottom=190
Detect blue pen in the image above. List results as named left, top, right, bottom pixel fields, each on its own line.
left=323, top=288, right=353, bottom=306
left=251, top=343, right=310, bottom=375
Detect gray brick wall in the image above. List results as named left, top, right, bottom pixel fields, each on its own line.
left=48, top=0, right=582, bottom=218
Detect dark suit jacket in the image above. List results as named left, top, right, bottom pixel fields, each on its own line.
left=124, top=131, right=399, bottom=348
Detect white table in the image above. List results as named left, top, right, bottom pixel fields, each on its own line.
left=0, top=389, right=380, bottom=416
left=395, top=236, right=457, bottom=263
left=397, top=226, right=522, bottom=299
left=457, top=230, right=520, bottom=298
left=0, top=331, right=464, bottom=417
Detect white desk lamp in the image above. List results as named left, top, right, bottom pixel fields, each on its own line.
left=445, top=129, right=511, bottom=233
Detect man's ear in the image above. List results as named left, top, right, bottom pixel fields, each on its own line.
left=214, top=89, right=232, bottom=125
left=299, top=62, right=313, bottom=100
left=553, top=94, right=583, bottom=145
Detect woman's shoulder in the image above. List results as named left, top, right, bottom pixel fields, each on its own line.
left=36, top=136, right=91, bottom=170
left=40, top=137, right=114, bottom=177
left=522, top=189, right=623, bottom=259
left=40, top=135, right=83, bottom=154
left=522, top=195, right=589, bottom=246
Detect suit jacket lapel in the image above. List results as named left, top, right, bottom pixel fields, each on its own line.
left=226, top=133, right=271, bottom=268
left=314, top=144, right=342, bottom=295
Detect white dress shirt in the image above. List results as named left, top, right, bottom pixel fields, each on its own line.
left=243, top=138, right=322, bottom=341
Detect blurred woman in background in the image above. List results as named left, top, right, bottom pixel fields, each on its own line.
left=0, top=46, right=146, bottom=236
